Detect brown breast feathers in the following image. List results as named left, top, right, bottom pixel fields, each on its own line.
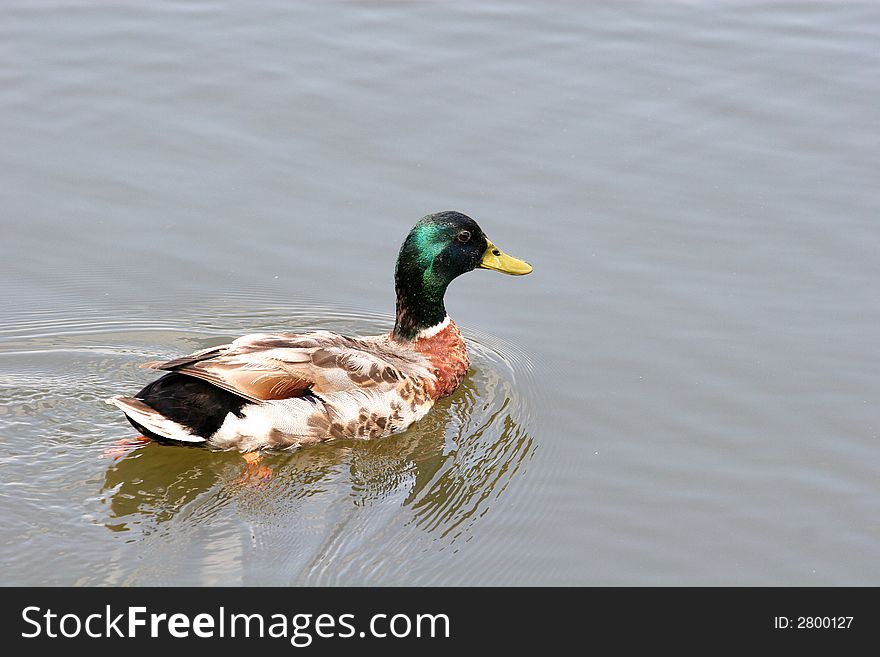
left=411, top=320, right=469, bottom=400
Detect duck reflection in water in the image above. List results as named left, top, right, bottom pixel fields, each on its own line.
left=100, top=363, right=534, bottom=542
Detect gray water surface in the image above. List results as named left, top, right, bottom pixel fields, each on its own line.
left=1, top=1, right=878, bottom=585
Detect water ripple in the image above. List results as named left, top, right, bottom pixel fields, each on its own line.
left=0, top=298, right=539, bottom=584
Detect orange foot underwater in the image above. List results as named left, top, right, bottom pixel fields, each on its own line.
left=237, top=451, right=273, bottom=484
left=101, top=435, right=152, bottom=459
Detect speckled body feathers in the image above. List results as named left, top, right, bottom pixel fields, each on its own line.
left=108, top=321, right=468, bottom=451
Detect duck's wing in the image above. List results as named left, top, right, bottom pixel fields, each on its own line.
left=140, top=331, right=421, bottom=404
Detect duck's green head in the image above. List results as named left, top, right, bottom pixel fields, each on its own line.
left=393, top=211, right=532, bottom=341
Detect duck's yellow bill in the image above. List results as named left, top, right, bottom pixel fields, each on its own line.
left=479, top=240, right=532, bottom=276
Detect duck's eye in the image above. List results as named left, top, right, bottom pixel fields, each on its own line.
left=456, top=230, right=471, bottom=244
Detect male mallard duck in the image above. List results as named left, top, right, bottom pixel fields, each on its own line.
left=106, top=211, right=531, bottom=452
